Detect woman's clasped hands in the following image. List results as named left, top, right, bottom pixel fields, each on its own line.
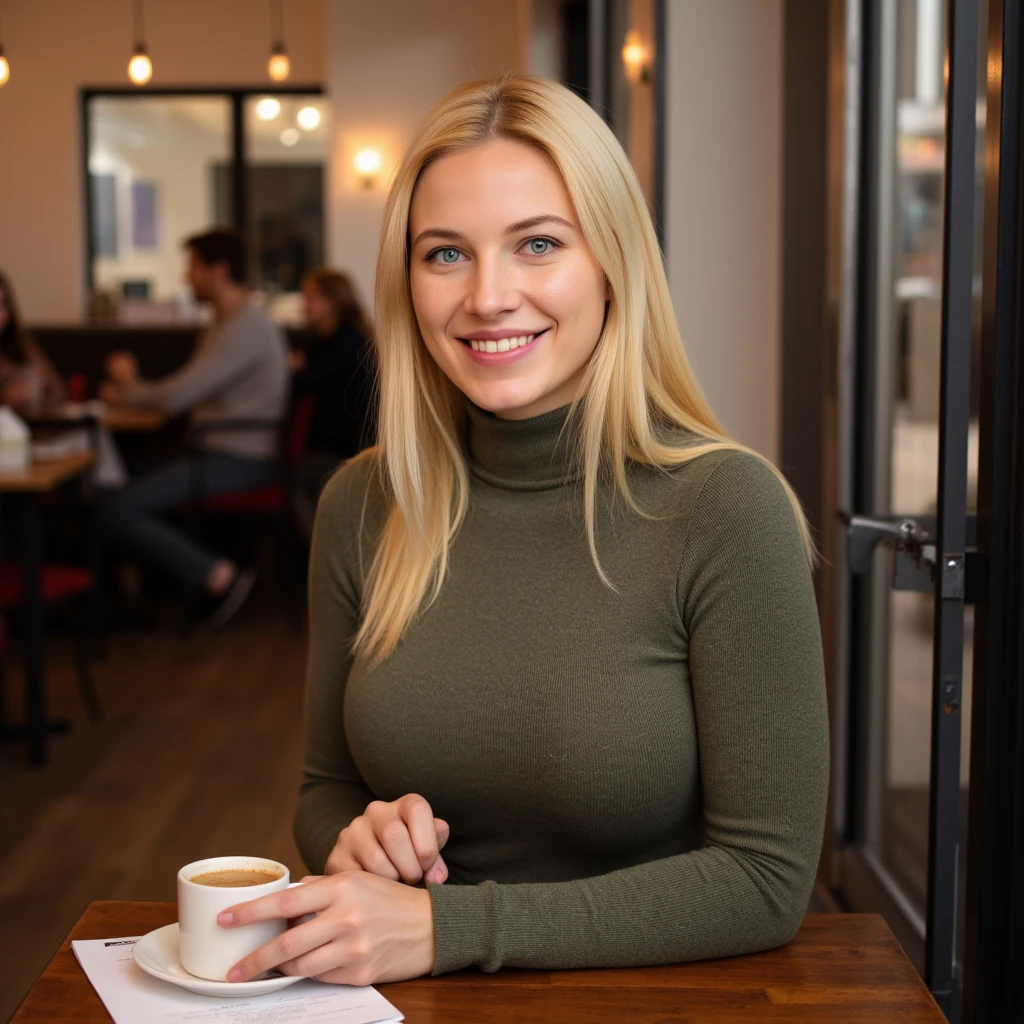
left=219, top=794, right=449, bottom=985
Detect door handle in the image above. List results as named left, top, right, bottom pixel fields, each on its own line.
left=840, top=513, right=935, bottom=576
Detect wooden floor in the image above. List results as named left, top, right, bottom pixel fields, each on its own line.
left=0, top=601, right=309, bottom=1023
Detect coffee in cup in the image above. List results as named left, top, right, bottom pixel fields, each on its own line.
left=177, top=856, right=290, bottom=981
left=189, top=867, right=284, bottom=888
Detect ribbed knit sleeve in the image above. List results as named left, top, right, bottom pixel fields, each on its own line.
left=293, top=457, right=381, bottom=873
left=427, top=451, right=829, bottom=972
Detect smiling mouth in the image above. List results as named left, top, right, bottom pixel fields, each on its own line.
left=459, top=329, right=547, bottom=353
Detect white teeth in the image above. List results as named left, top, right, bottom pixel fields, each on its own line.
left=468, top=333, right=538, bottom=354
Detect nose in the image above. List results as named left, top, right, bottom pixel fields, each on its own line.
left=463, top=253, right=520, bottom=320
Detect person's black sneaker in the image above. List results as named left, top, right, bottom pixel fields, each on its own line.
left=195, top=568, right=258, bottom=632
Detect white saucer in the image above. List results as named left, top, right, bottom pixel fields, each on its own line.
left=134, top=923, right=302, bottom=998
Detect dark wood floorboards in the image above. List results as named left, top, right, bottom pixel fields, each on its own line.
left=0, top=601, right=309, bottom=1022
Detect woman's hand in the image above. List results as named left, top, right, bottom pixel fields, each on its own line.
left=219, top=871, right=435, bottom=986
left=327, top=794, right=449, bottom=886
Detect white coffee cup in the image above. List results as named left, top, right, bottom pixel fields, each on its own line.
left=177, top=856, right=290, bottom=981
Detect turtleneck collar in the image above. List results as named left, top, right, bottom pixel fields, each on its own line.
left=465, top=401, right=583, bottom=491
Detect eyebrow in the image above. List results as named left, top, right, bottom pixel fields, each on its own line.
left=411, top=214, right=576, bottom=249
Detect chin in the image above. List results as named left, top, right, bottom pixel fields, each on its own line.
left=463, top=379, right=548, bottom=418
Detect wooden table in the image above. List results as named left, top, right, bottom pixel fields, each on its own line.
left=11, top=901, right=946, bottom=1022
left=0, top=453, right=97, bottom=765
left=25, top=405, right=166, bottom=433
left=0, top=453, right=97, bottom=493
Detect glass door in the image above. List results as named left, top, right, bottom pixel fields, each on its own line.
left=834, top=1, right=987, bottom=1021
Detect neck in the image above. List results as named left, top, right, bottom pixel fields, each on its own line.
left=213, top=285, right=248, bottom=321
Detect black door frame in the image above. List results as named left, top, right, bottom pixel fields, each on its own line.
left=781, top=0, right=1024, bottom=1019
left=962, top=0, right=1024, bottom=1019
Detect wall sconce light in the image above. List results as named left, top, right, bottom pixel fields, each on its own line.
left=127, top=0, right=153, bottom=86
left=354, top=148, right=383, bottom=190
left=268, top=0, right=290, bottom=82
left=621, top=30, right=651, bottom=84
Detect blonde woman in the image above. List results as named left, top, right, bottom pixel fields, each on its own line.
left=218, top=75, right=829, bottom=986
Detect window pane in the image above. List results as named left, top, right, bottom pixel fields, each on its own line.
left=88, top=96, right=232, bottom=321
left=244, top=94, right=331, bottom=321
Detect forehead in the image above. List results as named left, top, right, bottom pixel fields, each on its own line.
left=410, top=139, right=577, bottom=234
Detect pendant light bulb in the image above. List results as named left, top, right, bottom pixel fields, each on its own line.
left=128, top=2, right=151, bottom=86
left=128, top=47, right=153, bottom=85
left=0, top=51, right=9, bottom=88
left=268, top=45, right=290, bottom=82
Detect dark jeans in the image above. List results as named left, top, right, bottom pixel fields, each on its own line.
left=99, top=453, right=276, bottom=589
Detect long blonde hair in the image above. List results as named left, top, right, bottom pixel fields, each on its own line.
left=356, top=74, right=813, bottom=663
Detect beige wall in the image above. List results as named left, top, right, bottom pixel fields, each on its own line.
left=0, top=0, right=324, bottom=323
left=325, top=0, right=527, bottom=317
left=663, top=0, right=783, bottom=461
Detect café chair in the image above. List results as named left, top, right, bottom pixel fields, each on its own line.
left=0, top=563, right=103, bottom=723
left=182, top=396, right=316, bottom=630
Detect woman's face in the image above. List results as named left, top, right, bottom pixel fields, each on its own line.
left=302, top=280, right=335, bottom=335
left=408, top=139, right=607, bottom=420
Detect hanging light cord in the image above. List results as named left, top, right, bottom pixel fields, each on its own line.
left=134, top=0, right=145, bottom=49
left=270, top=0, right=283, bottom=48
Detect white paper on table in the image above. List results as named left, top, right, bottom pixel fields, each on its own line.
left=71, top=936, right=404, bottom=1024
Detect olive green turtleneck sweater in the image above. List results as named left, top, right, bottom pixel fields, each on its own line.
left=294, top=402, right=829, bottom=975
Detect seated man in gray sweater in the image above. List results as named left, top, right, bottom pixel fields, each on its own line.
left=100, top=229, right=289, bottom=628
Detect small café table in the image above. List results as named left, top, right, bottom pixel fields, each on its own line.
left=25, top=404, right=166, bottom=433
left=11, top=901, right=946, bottom=1022
left=0, top=452, right=97, bottom=766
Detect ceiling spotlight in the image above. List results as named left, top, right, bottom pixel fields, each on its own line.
left=296, top=106, right=321, bottom=131
left=255, top=97, right=282, bottom=120
left=280, top=128, right=300, bottom=147
left=0, top=51, right=9, bottom=89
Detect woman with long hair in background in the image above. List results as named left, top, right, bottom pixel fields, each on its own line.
left=291, top=268, right=376, bottom=537
left=0, top=271, right=65, bottom=411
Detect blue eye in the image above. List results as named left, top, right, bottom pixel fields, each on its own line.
left=523, top=237, right=558, bottom=256
left=427, top=247, right=465, bottom=265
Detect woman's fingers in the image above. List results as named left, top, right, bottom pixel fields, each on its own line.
left=335, top=818, right=400, bottom=881
left=219, top=878, right=331, bottom=929
left=433, top=818, right=450, bottom=850
left=327, top=796, right=453, bottom=884
left=377, top=818, right=427, bottom=883
left=399, top=797, right=442, bottom=871
left=424, top=855, right=448, bottom=885
left=227, top=916, right=334, bottom=983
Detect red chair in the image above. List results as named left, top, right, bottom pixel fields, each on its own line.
left=0, top=562, right=103, bottom=723
left=184, top=397, right=317, bottom=625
